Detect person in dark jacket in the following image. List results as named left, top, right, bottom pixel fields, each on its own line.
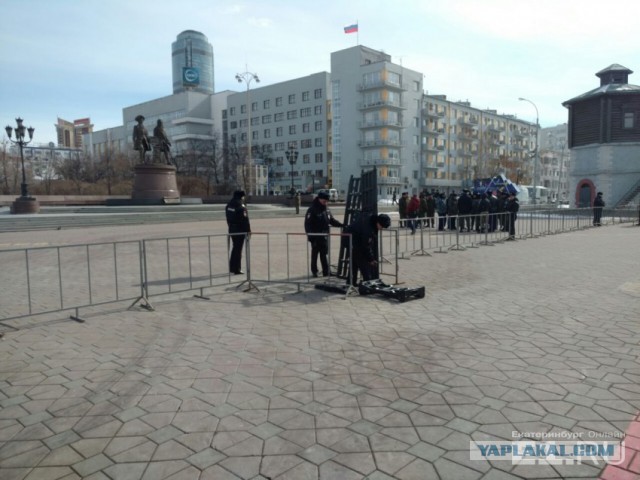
left=505, top=192, right=519, bottom=240
left=425, top=193, right=436, bottom=228
left=226, top=190, right=251, bottom=274
left=398, top=192, right=409, bottom=227
left=304, top=191, right=343, bottom=277
left=436, top=193, right=447, bottom=231
left=593, top=192, right=605, bottom=226
left=446, top=192, right=459, bottom=230
left=457, top=189, right=473, bottom=232
left=344, top=213, right=391, bottom=285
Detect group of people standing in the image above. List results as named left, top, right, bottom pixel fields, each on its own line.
left=225, top=190, right=391, bottom=285
left=398, top=189, right=520, bottom=239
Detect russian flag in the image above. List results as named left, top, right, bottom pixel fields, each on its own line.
left=344, top=24, right=358, bottom=34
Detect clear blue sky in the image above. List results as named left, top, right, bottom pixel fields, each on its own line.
left=1, top=0, right=638, bottom=145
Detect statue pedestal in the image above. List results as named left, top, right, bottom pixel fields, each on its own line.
left=11, top=197, right=40, bottom=214
left=132, top=164, right=180, bottom=203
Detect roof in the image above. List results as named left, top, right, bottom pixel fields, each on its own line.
left=596, top=64, right=633, bottom=76
left=563, top=83, right=640, bottom=106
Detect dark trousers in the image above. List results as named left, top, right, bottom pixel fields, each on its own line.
left=350, top=253, right=375, bottom=286
left=508, top=213, right=517, bottom=237
left=310, top=237, right=329, bottom=275
left=593, top=208, right=603, bottom=225
left=229, top=234, right=246, bottom=273
left=438, top=215, right=446, bottom=231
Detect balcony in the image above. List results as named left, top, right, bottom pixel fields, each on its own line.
left=358, top=138, right=404, bottom=148
left=487, top=124, right=505, bottom=133
left=358, top=119, right=402, bottom=129
left=457, top=130, right=478, bottom=141
left=424, top=109, right=446, bottom=119
left=421, top=178, right=461, bottom=188
left=424, top=163, right=439, bottom=171
left=456, top=149, right=475, bottom=157
left=359, top=157, right=401, bottom=167
left=423, top=125, right=445, bottom=136
left=357, top=79, right=406, bottom=91
left=358, top=99, right=407, bottom=110
left=458, top=115, right=479, bottom=126
left=425, top=144, right=445, bottom=153
left=377, top=176, right=401, bottom=185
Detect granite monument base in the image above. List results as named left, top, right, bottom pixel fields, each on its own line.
left=131, top=164, right=180, bottom=204
left=11, top=197, right=40, bottom=214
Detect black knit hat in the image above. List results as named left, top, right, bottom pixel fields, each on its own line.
left=233, top=190, right=246, bottom=199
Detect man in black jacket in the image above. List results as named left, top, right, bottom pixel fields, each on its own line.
left=226, top=190, right=251, bottom=274
left=593, top=192, right=605, bottom=226
left=304, top=191, right=343, bottom=277
left=344, top=213, right=391, bottom=285
left=505, top=192, right=519, bottom=240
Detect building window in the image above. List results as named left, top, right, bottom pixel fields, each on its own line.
left=240, top=119, right=248, bottom=128
left=315, top=138, right=322, bottom=147
left=288, top=94, right=296, bottom=104
left=315, top=153, right=323, bottom=163
left=264, top=129, right=271, bottom=138
left=301, top=139, right=312, bottom=148
left=241, top=105, right=247, bottom=114
left=276, top=127, right=283, bottom=137
left=241, top=133, right=247, bottom=142
left=252, top=131, right=258, bottom=140
left=274, top=112, right=284, bottom=122
left=314, top=105, right=323, bottom=115
left=229, top=107, right=236, bottom=116
left=303, top=154, right=311, bottom=164
left=302, top=123, right=310, bottom=133
left=289, top=125, right=296, bottom=134
left=315, top=121, right=323, bottom=131
left=624, top=112, right=635, bottom=129
left=251, top=117, right=259, bottom=126
left=276, top=97, right=283, bottom=107
left=301, top=107, right=311, bottom=117
left=230, top=121, right=237, bottom=129
left=314, top=88, right=322, bottom=99
left=287, top=110, right=298, bottom=120
left=251, top=102, right=258, bottom=112
left=262, top=115, right=271, bottom=124
left=263, top=99, right=270, bottom=109
left=275, top=142, right=285, bottom=151
left=302, top=91, right=310, bottom=101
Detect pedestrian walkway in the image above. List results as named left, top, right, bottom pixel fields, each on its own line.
left=0, top=221, right=639, bottom=479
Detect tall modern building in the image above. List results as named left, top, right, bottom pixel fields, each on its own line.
left=172, top=30, right=214, bottom=95
left=331, top=46, right=423, bottom=196
left=56, top=117, right=93, bottom=149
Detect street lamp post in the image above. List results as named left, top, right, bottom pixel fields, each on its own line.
left=285, top=149, right=298, bottom=195
left=518, top=97, right=539, bottom=205
left=235, top=70, right=259, bottom=195
left=5, top=118, right=40, bottom=214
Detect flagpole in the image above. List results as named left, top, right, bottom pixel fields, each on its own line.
left=357, top=19, right=359, bottom=45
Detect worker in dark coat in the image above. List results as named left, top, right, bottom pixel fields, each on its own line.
left=593, top=192, right=605, bottom=226
left=304, top=191, right=343, bottom=277
left=226, top=190, right=251, bottom=274
left=505, top=192, right=519, bottom=240
left=344, top=213, right=391, bottom=285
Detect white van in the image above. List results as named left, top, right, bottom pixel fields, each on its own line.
left=317, top=189, right=339, bottom=202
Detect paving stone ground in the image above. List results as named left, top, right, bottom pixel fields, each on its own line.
left=0, top=215, right=639, bottom=480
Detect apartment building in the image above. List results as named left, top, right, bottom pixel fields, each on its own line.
left=225, top=72, right=332, bottom=193
left=421, top=96, right=537, bottom=193
left=56, top=117, right=93, bottom=149
left=331, top=46, right=423, bottom=197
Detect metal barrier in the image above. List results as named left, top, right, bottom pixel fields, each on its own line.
left=0, top=207, right=634, bottom=326
left=0, top=240, right=144, bottom=325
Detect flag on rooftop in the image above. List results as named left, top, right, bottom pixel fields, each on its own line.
left=344, top=24, right=358, bottom=34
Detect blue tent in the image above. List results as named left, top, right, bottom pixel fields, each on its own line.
left=472, top=175, right=520, bottom=196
